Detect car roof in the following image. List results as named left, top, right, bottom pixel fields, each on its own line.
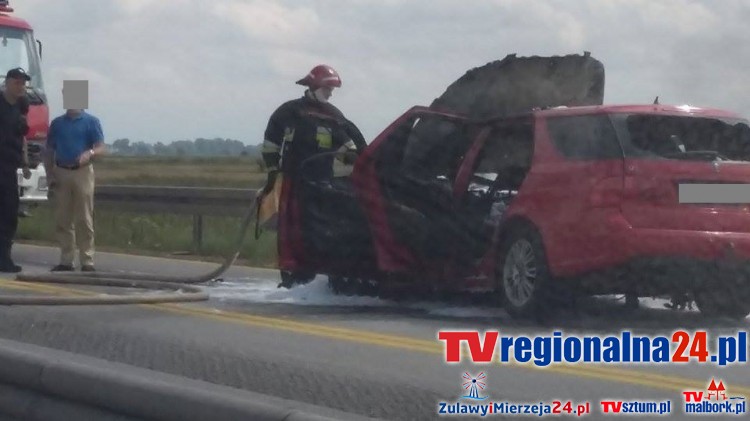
left=532, top=104, right=745, bottom=120
left=418, top=104, right=746, bottom=126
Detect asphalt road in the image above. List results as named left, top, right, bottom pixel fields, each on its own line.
left=1, top=244, right=748, bottom=420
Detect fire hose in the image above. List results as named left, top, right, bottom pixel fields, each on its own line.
left=0, top=192, right=263, bottom=305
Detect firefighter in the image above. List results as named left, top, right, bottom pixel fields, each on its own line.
left=261, top=64, right=366, bottom=289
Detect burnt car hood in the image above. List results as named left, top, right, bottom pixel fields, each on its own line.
left=404, top=52, right=605, bottom=171
left=428, top=52, right=605, bottom=120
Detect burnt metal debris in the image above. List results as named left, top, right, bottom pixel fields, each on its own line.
left=404, top=52, right=606, bottom=174
left=429, top=51, right=605, bottom=120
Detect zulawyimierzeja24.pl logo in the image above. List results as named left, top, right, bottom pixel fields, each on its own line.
left=437, top=372, right=592, bottom=417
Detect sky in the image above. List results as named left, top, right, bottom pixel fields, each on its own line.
left=9, top=0, right=750, bottom=146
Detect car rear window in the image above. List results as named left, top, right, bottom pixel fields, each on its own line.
left=610, top=113, right=750, bottom=162
left=546, top=115, right=622, bottom=160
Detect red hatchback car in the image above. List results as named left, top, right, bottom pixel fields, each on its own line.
left=294, top=103, right=750, bottom=319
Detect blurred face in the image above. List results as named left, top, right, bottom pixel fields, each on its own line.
left=5, top=77, right=26, bottom=99
left=313, top=86, right=334, bottom=103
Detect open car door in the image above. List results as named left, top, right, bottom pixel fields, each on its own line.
left=352, top=107, right=480, bottom=278
left=352, top=52, right=605, bottom=281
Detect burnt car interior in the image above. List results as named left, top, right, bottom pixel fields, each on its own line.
left=615, top=115, right=750, bottom=162
left=458, top=121, right=534, bottom=259
left=293, top=111, right=536, bottom=269
left=367, top=112, right=536, bottom=267
left=374, top=114, right=475, bottom=260
left=546, top=114, right=623, bottom=160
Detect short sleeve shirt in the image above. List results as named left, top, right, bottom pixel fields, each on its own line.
left=48, top=111, right=104, bottom=166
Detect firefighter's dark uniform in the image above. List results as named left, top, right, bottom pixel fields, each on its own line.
left=263, top=93, right=366, bottom=285
left=0, top=93, right=29, bottom=272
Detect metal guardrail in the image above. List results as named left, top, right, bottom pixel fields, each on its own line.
left=93, top=185, right=259, bottom=252
left=95, top=185, right=258, bottom=216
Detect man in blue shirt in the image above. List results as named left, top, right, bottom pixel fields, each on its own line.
left=44, top=106, right=106, bottom=272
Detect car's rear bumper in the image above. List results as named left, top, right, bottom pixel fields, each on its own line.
left=628, top=228, right=750, bottom=261
left=573, top=214, right=750, bottom=294
left=576, top=254, right=750, bottom=296
left=592, top=211, right=750, bottom=262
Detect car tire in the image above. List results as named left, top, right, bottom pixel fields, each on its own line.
left=694, top=275, right=750, bottom=319
left=496, top=224, right=554, bottom=320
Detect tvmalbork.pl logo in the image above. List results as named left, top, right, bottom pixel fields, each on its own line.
left=682, top=378, right=746, bottom=416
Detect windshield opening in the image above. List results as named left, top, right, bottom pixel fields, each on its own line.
left=0, top=26, right=44, bottom=94
left=611, top=113, right=750, bottom=162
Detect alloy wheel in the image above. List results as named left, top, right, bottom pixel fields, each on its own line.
left=502, top=239, right=538, bottom=308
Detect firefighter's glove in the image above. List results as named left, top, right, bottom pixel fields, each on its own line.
left=261, top=170, right=279, bottom=196
left=341, top=150, right=358, bottom=166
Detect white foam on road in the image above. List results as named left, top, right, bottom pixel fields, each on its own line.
left=601, top=294, right=704, bottom=313
left=208, top=278, right=749, bottom=320
left=208, top=275, right=508, bottom=318
left=209, top=276, right=389, bottom=307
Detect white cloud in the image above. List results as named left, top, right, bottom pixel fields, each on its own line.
left=211, top=0, right=320, bottom=45
left=637, top=0, right=719, bottom=36
left=52, top=66, right=109, bottom=85
left=114, top=0, right=185, bottom=16
left=7, top=0, right=750, bottom=144
left=267, top=49, right=327, bottom=80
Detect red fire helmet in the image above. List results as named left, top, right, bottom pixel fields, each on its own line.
left=295, top=64, right=342, bottom=89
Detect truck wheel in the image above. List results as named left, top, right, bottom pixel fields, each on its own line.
left=497, top=225, right=553, bottom=319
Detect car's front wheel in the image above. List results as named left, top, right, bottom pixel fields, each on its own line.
left=497, top=225, right=553, bottom=319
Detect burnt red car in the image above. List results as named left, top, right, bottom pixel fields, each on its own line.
left=292, top=103, right=750, bottom=320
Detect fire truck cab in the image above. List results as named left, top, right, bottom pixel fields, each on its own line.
left=0, top=0, right=48, bottom=215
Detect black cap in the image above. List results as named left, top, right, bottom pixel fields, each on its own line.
left=5, top=67, right=31, bottom=81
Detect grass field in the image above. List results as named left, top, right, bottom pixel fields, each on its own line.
left=93, top=155, right=268, bottom=188
left=18, top=156, right=280, bottom=267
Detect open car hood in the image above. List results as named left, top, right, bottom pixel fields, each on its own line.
left=428, top=52, right=605, bottom=120
left=402, top=53, right=605, bottom=172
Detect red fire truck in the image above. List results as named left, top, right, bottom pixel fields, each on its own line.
left=0, top=0, right=48, bottom=214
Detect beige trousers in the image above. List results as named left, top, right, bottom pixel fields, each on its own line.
left=52, top=164, right=95, bottom=267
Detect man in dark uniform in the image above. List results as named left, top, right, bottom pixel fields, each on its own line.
left=262, top=64, right=366, bottom=288
left=0, top=68, right=32, bottom=272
